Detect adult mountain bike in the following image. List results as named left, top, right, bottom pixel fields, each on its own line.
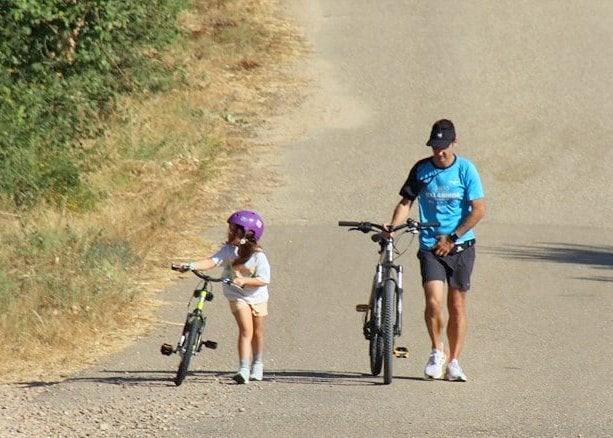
left=338, top=218, right=438, bottom=384
left=161, top=264, right=231, bottom=386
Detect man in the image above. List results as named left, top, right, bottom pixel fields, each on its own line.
left=388, top=119, right=485, bottom=381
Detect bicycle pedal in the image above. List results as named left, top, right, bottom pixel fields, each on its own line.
left=355, top=304, right=369, bottom=312
left=203, top=340, right=218, bottom=350
left=393, top=346, right=409, bottom=358
left=160, top=343, right=174, bottom=356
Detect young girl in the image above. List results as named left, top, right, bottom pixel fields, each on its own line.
left=179, top=210, right=270, bottom=384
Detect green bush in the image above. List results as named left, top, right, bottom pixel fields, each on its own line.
left=0, top=0, right=188, bottom=209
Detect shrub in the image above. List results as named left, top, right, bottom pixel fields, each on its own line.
left=0, top=0, right=187, bottom=209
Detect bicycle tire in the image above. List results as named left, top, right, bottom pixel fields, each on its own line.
left=175, top=317, right=203, bottom=386
left=382, top=279, right=395, bottom=384
left=369, top=290, right=383, bottom=376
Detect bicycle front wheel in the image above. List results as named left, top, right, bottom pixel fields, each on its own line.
left=175, top=317, right=203, bottom=386
left=369, top=290, right=383, bottom=376
left=382, top=279, right=395, bottom=384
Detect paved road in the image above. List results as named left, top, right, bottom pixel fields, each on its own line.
left=249, top=1, right=613, bottom=435
left=4, top=1, right=612, bottom=437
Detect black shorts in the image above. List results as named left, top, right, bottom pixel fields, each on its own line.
left=417, top=246, right=476, bottom=291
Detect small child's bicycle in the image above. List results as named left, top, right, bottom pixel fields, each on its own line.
left=161, top=264, right=231, bottom=386
left=338, top=218, right=438, bottom=384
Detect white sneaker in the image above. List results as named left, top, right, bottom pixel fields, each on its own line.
left=250, top=362, right=263, bottom=381
left=424, top=348, right=446, bottom=379
left=445, top=359, right=467, bottom=382
left=232, top=368, right=250, bottom=384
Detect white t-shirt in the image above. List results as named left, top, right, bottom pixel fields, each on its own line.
left=211, top=244, right=270, bottom=303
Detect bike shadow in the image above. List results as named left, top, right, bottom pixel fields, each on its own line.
left=14, top=369, right=226, bottom=388
left=259, top=370, right=376, bottom=386
left=15, top=369, right=426, bottom=388
left=252, top=370, right=433, bottom=386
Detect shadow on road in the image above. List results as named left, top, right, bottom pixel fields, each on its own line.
left=481, top=243, right=613, bottom=282
left=15, top=369, right=398, bottom=388
left=265, top=370, right=432, bottom=386
left=14, top=370, right=223, bottom=388
left=264, top=370, right=376, bottom=386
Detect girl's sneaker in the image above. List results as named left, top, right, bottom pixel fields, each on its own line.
left=232, top=368, right=250, bottom=384
left=250, top=362, right=263, bottom=381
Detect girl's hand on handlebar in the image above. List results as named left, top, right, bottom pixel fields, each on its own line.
left=171, top=262, right=191, bottom=272
left=177, top=262, right=194, bottom=272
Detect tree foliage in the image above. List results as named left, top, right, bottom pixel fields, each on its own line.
left=0, top=0, right=187, bottom=208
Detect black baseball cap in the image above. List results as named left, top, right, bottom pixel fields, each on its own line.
left=426, top=119, right=456, bottom=148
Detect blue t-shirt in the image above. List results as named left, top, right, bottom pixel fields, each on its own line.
left=399, top=155, right=484, bottom=249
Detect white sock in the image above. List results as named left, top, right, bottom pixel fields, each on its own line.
left=239, top=358, right=250, bottom=371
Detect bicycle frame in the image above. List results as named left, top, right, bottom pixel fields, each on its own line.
left=177, top=282, right=213, bottom=356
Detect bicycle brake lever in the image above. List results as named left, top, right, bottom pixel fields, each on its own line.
left=357, top=224, right=374, bottom=233
left=371, top=233, right=383, bottom=243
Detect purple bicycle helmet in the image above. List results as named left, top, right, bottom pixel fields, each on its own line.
left=227, top=210, right=264, bottom=241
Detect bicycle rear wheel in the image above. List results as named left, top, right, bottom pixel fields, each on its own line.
left=369, top=291, right=383, bottom=376
left=382, top=279, right=395, bottom=384
left=175, top=317, right=203, bottom=386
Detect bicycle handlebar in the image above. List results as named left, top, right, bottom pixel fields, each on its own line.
left=338, top=218, right=439, bottom=234
left=171, top=263, right=232, bottom=285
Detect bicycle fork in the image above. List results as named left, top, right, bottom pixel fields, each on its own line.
left=376, top=264, right=409, bottom=358
left=380, top=264, right=404, bottom=337
left=180, top=314, right=217, bottom=355
left=161, top=313, right=217, bottom=357
left=394, top=265, right=403, bottom=336
left=392, top=265, right=409, bottom=358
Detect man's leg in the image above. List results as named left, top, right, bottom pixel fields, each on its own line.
left=423, top=280, right=448, bottom=379
left=447, top=287, right=467, bottom=361
left=424, top=280, right=446, bottom=351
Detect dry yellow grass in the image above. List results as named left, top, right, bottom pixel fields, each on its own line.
left=0, top=0, right=307, bottom=383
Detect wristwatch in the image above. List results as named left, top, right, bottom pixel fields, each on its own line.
left=449, top=233, right=459, bottom=243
